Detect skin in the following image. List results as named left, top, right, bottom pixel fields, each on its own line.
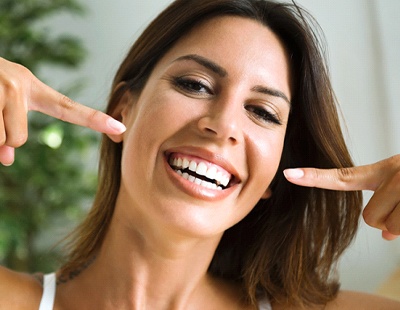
left=55, top=16, right=291, bottom=309
left=284, top=155, right=400, bottom=240
left=0, top=16, right=400, bottom=310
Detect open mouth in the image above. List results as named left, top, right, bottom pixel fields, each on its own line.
left=168, top=154, right=234, bottom=190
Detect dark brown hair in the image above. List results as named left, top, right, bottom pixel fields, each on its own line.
left=62, top=0, right=363, bottom=307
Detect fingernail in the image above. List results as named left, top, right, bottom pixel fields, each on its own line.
left=1, top=162, right=13, bottom=167
left=107, top=118, right=126, bottom=133
left=283, top=168, right=304, bottom=179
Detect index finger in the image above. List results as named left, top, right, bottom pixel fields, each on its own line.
left=283, top=156, right=400, bottom=191
left=30, top=77, right=126, bottom=135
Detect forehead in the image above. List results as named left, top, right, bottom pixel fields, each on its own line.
left=154, top=16, right=291, bottom=98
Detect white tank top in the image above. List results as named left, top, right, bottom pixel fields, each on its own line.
left=38, top=273, right=272, bottom=309
left=39, top=273, right=56, bottom=310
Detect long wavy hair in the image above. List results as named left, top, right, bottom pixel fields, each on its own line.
left=61, top=0, right=363, bottom=307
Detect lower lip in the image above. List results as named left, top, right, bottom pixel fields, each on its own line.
left=163, top=156, right=235, bottom=201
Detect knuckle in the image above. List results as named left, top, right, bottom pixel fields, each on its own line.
left=382, top=155, right=400, bottom=175
left=88, top=108, right=99, bottom=121
left=335, top=167, right=353, bottom=190
left=57, top=95, right=77, bottom=120
left=381, top=170, right=400, bottom=193
left=362, top=208, right=379, bottom=228
left=309, top=168, right=322, bottom=186
left=86, top=108, right=101, bottom=130
left=336, top=167, right=352, bottom=181
left=7, top=132, right=28, bottom=147
left=385, top=217, right=400, bottom=235
left=311, top=168, right=319, bottom=179
left=388, top=154, right=400, bottom=168
left=3, top=76, right=22, bottom=95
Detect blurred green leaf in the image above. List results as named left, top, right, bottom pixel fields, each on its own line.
left=0, top=0, right=96, bottom=272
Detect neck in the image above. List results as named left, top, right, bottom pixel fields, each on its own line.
left=68, top=198, right=224, bottom=309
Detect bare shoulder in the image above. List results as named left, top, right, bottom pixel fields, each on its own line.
left=272, top=291, right=400, bottom=310
left=325, top=290, right=400, bottom=310
left=0, top=266, right=43, bottom=310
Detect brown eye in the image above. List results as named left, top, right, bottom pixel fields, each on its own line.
left=245, top=105, right=282, bottom=125
left=173, top=77, right=213, bottom=96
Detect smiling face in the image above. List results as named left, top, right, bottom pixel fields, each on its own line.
left=114, top=16, right=291, bottom=238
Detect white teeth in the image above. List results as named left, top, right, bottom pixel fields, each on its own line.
left=178, top=169, right=225, bottom=190
left=205, top=166, right=217, bottom=180
left=177, top=157, right=183, bottom=167
left=182, top=158, right=189, bottom=169
left=200, top=180, right=219, bottom=190
left=200, top=180, right=209, bottom=188
left=188, top=160, right=197, bottom=172
left=221, top=175, right=230, bottom=187
left=196, top=162, right=207, bottom=176
left=170, top=156, right=232, bottom=190
left=216, top=171, right=223, bottom=185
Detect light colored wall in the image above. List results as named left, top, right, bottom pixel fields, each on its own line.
left=296, top=0, right=400, bottom=292
left=41, top=0, right=400, bottom=293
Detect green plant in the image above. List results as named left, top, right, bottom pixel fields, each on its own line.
left=0, top=0, right=98, bottom=272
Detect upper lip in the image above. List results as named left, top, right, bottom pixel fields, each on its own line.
left=164, top=146, right=242, bottom=185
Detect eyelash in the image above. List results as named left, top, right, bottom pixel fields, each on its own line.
left=172, top=76, right=213, bottom=96
left=245, top=105, right=282, bottom=125
left=172, top=76, right=282, bottom=126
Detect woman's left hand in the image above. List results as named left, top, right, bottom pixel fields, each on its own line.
left=283, top=155, right=400, bottom=240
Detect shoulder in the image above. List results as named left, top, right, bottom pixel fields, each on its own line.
left=272, top=291, right=400, bottom=309
left=0, top=266, right=43, bottom=310
left=324, top=290, right=400, bottom=310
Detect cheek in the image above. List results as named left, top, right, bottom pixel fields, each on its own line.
left=120, top=92, right=194, bottom=170
left=249, top=130, right=285, bottom=188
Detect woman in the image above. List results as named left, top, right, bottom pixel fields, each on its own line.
left=0, top=0, right=400, bottom=309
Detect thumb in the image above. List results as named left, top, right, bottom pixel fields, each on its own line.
left=0, top=145, right=15, bottom=166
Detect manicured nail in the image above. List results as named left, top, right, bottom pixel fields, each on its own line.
left=283, top=168, right=304, bottom=179
left=107, top=118, right=126, bottom=133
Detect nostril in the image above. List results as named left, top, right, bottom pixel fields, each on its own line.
left=197, top=115, right=240, bottom=143
left=204, top=126, right=217, bottom=135
left=228, top=136, right=237, bottom=143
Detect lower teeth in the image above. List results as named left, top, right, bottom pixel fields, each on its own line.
left=176, top=170, right=222, bottom=190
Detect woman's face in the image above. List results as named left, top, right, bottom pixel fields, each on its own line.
left=116, top=16, right=291, bottom=238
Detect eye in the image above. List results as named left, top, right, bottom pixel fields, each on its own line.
left=245, top=105, right=282, bottom=125
left=172, top=76, right=214, bottom=96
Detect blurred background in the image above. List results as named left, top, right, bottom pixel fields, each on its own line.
left=0, top=0, right=399, bottom=298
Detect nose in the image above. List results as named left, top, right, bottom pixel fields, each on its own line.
left=197, top=98, right=242, bottom=144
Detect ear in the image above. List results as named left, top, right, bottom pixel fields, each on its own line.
left=107, top=83, right=135, bottom=143
left=261, top=188, right=272, bottom=199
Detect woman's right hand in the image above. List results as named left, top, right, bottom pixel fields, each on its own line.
left=284, top=155, right=400, bottom=240
left=0, top=57, right=126, bottom=166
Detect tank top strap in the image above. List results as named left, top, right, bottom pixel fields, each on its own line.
left=39, top=272, right=56, bottom=310
left=258, top=296, right=272, bottom=310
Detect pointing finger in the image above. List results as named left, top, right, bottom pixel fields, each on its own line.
left=283, top=156, right=400, bottom=191
left=29, top=78, right=126, bottom=135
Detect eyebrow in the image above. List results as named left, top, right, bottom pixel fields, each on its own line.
left=173, top=54, right=291, bottom=105
left=173, top=54, right=227, bottom=77
left=251, top=85, right=291, bottom=105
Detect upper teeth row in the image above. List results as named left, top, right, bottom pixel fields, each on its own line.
left=170, top=157, right=231, bottom=187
